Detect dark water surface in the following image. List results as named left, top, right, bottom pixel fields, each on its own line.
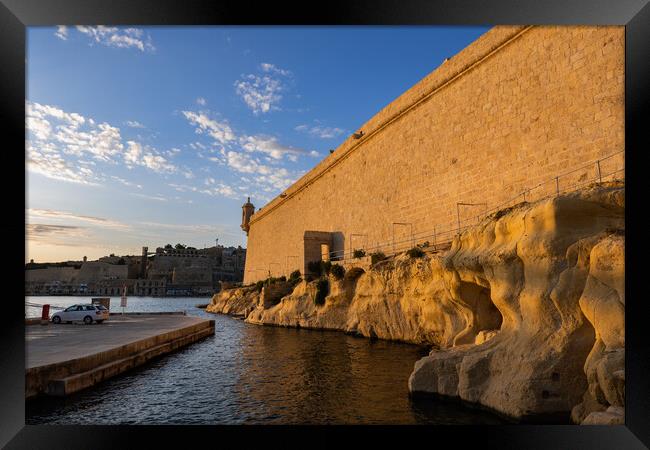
left=26, top=296, right=503, bottom=424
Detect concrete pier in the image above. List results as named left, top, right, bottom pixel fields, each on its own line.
left=26, top=314, right=215, bottom=399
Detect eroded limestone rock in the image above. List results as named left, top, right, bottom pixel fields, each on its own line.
left=206, top=285, right=260, bottom=316
left=582, top=406, right=624, bottom=425
left=408, top=182, right=624, bottom=421
left=571, top=232, right=625, bottom=424
left=209, top=182, right=625, bottom=421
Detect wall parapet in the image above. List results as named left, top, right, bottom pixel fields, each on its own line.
left=243, top=25, right=624, bottom=284
left=249, top=25, right=531, bottom=226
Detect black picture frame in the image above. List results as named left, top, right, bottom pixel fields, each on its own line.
left=2, top=0, right=648, bottom=448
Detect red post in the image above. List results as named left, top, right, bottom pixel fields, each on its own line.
left=41, top=304, right=50, bottom=325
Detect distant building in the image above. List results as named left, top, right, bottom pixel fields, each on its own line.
left=135, top=279, right=166, bottom=297
left=25, top=241, right=246, bottom=296
left=149, top=244, right=246, bottom=289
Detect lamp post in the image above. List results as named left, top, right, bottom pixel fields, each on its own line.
left=349, top=233, right=368, bottom=259
left=456, top=202, right=487, bottom=232
left=269, top=262, right=281, bottom=278
left=246, top=270, right=256, bottom=284
left=432, top=224, right=436, bottom=251
left=392, top=222, right=413, bottom=254
left=255, top=269, right=267, bottom=282
left=285, top=255, right=298, bottom=274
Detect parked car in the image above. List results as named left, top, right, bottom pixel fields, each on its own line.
left=51, top=304, right=109, bottom=325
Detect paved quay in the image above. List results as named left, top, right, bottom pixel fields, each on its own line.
left=26, top=313, right=214, bottom=398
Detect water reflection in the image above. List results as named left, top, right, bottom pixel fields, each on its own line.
left=26, top=297, right=503, bottom=424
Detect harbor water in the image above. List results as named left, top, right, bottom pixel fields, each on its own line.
left=25, top=296, right=503, bottom=424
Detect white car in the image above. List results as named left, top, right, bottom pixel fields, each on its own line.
left=51, top=304, right=110, bottom=325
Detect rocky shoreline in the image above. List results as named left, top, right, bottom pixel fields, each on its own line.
left=207, top=182, right=625, bottom=425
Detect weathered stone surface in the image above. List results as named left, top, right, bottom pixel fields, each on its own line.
left=213, top=184, right=624, bottom=421
left=408, top=182, right=624, bottom=420
left=245, top=254, right=468, bottom=344
left=582, top=406, right=624, bottom=425
left=475, top=330, right=499, bottom=345
left=206, top=285, right=259, bottom=316
left=244, top=26, right=624, bottom=284
left=571, top=232, right=625, bottom=424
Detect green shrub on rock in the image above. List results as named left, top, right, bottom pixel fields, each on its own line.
left=289, top=270, right=301, bottom=281
left=370, top=252, right=386, bottom=265
left=307, top=260, right=321, bottom=275
left=288, top=270, right=302, bottom=286
left=254, top=280, right=264, bottom=292
left=307, top=260, right=332, bottom=276
left=407, top=247, right=425, bottom=258
left=353, top=249, right=366, bottom=258
left=330, top=264, right=345, bottom=280
left=315, top=278, right=329, bottom=306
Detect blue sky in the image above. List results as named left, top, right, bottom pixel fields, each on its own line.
left=26, top=25, right=490, bottom=262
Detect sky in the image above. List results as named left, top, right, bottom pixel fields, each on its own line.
left=26, top=25, right=490, bottom=263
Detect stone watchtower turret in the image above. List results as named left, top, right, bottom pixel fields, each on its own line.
left=241, top=197, right=255, bottom=235
left=141, top=246, right=148, bottom=279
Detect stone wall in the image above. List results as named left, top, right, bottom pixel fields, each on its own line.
left=25, top=266, right=79, bottom=283
left=24, top=262, right=129, bottom=284
left=244, top=25, right=625, bottom=283
left=77, top=262, right=128, bottom=283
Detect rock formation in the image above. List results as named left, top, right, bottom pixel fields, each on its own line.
left=207, top=285, right=259, bottom=317
left=207, top=182, right=624, bottom=424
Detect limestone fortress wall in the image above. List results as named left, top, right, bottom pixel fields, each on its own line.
left=243, top=25, right=624, bottom=284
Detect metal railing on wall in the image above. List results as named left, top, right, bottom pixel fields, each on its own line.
left=327, top=150, right=624, bottom=263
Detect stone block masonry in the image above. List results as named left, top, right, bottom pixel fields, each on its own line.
left=244, top=25, right=625, bottom=284
left=26, top=314, right=215, bottom=398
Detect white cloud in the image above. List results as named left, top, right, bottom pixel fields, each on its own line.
left=129, top=192, right=168, bottom=202
left=124, top=141, right=176, bottom=174
left=136, top=221, right=231, bottom=234
left=27, top=145, right=99, bottom=185
left=124, top=141, right=142, bottom=166
left=234, top=64, right=291, bottom=115
left=201, top=178, right=239, bottom=199
left=295, top=123, right=345, bottom=139
left=54, top=25, right=68, bottom=41
left=181, top=111, right=235, bottom=144
left=27, top=102, right=123, bottom=166
left=111, top=175, right=142, bottom=189
left=125, top=120, right=145, bottom=128
left=225, top=151, right=260, bottom=174
left=240, top=135, right=312, bottom=160
left=196, top=97, right=207, bottom=106
left=181, top=167, right=194, bottom=179
left=225, top=151, right=298, bottom=191
left=142, top=153, right=176, bottom=173
left=170, top=180, right=240, bottom=200
left=75, top=26, right=155, bottom=52
left=165, top=147, right=181, bottom=157
left=180, top=105, right=313, bottom=199
left=28, top=102, right=85, bottom=128
left=27, top=208, right=129, bottom=229
left=168, top=183, right=194, bottom=193
left=182, top=108, right=314, bottom=163
left=25, top=223, right=86, bottom=245
left=28, top=116, right=52, bottom=141
left=56, top=122, right=123, bottom=163
left=260, top=63, right=292, bottom=76
left=27, top=101, right=178, bottom=186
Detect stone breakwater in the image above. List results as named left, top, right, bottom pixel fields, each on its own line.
left=207, top=182, right=624, bottom=424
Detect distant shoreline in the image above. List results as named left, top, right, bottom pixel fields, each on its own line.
left=25, top=293, right=214, bottom=298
